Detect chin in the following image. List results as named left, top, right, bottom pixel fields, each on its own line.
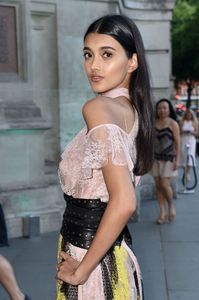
left=91, top=86, right=106, bottom=94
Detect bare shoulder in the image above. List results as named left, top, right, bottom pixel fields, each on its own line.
left=170, top=118, right=179, bottom=129
left=169, top=119, right=180, bottom=136
left=82, top=96, right=113, bottom=130
left=82, top=96, right=106, bottom=114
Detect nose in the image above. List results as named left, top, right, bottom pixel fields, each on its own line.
left=91, top=56, right=100, bottom=71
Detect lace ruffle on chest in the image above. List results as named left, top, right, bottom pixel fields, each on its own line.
left=58, top=118, right=139, bottom=202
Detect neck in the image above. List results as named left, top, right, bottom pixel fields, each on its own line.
left=101, top=87, right=129, bottom=99
left=158, top=116, right=169, bottom=122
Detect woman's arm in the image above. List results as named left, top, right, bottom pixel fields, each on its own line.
left=57, top=98, right=137, bottom=285
left=77, top=161, right=136, bottom=283
left=179, top=120, right=184, bottom=135
left=192, top=120, right=199, bottom=137
left=57, top=161, right=136, bottom=285
left=172, top=120, right=181, bottom=168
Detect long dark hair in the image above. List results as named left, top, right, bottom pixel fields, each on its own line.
left=156, top=98, right=178, bottom=122
left=84, top=15, right=154, bottom=175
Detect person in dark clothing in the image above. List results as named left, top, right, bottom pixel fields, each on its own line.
left=0, top=202, right=9, bottom=247
left=151, top=99, right=180, bottom=224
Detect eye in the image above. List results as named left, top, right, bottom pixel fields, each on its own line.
left=103, top=51, right=113, bottom=58
left=83, top=52, right=92, bottom=59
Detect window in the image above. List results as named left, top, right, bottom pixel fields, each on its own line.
left=0, top=5, right=18, bottom=73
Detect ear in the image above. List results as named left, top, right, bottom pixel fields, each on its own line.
left=128, top=53, right=138, bottom=73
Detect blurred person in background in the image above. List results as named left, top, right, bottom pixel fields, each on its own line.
left=0, top=202, right=9, bottom=247
left=151, top=99, right=180, bottom=224
left=180, top=109, right=199, bottom=182
left=0, top=255, right=31, bottom=300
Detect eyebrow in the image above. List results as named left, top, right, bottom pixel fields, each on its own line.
left=83, top=46, right=116, bottom=51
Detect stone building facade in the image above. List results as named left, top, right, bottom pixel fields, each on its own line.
left=0, top=0, right=176, bottom=238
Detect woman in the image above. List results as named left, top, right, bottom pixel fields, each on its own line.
left=56, top=15, right=154, bottom=300
left=180, top=109, right=198, bottom=182
left=151, top=99, right=180, bottom=224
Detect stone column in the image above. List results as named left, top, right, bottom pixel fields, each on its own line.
left=0, top=0, right=63, bottom=238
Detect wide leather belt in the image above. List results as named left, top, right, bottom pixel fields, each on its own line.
left=60, top=194, right=132, bottom=249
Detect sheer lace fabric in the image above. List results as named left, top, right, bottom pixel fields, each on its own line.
left=58, top=119, right=139, bottom=202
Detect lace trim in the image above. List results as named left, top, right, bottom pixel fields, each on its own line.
left=81, top=125, right=136, bottom=180
left=58, top=123, right=138, bottom=195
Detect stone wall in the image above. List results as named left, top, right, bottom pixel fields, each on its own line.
left=57, top=0, right=120, bottom=149
left=0, top=0, right=176, bottom=237
left=0, top=0, right=63, bottom=238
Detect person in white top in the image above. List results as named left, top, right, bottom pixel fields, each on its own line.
left=180, top=109, right=199, bottom=181
left=56, top=14, right=154, bottom=300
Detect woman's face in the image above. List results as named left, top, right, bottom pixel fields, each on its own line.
left=185, top=110, right=193, bottom=120
left=83, top=33, right=135, bottom=93
left=157, top=101, right=170, bottom=119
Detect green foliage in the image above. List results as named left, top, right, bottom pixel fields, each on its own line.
left=172, top=0, right=199, bottom=81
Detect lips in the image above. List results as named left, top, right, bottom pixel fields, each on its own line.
left=90, top=75, right=104, bottom=82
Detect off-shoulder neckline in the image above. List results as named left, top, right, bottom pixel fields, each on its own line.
left=86, top=122, right=136, bottom=137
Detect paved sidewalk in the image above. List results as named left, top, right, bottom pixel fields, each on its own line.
left=0, top=166, right=199, bottom=300
left=132, top=168, right=199, bottom=300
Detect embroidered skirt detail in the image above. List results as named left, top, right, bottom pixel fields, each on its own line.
left=56, top=194, right=144, bottom=300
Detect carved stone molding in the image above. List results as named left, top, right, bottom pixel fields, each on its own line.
left=0, top=98, right=50, bottom=129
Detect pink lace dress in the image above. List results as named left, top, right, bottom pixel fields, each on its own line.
left=56, top=88, right=143, bottom=300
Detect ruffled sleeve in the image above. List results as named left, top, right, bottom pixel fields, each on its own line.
left=80, top=124, right=136, bottom=182
left=58, top=123, right=139, bottom=196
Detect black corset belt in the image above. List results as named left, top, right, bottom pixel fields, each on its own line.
left=60, top=194, right=132, bottom=249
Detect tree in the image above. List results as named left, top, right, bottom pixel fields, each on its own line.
left=172, top=0, right=199, bottom=82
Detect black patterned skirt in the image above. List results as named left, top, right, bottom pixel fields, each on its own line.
left=56, top=194, right=144, bottom=300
